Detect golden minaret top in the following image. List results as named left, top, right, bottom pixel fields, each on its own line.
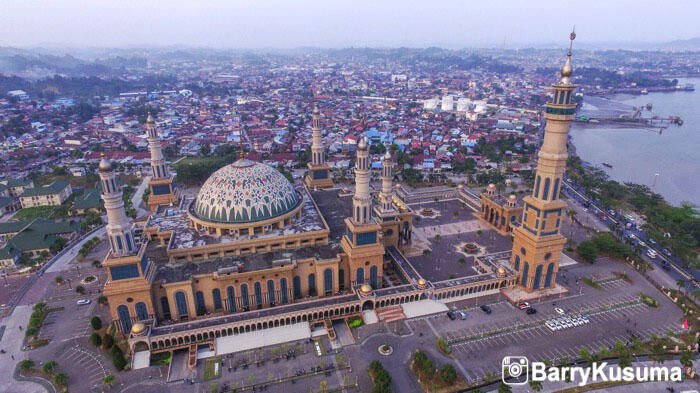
left=560, top=29, right=576, bottom=85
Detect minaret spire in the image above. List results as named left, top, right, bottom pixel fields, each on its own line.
left=145, top=111, right=177, bottom=212
left=379, top=150, right=395, bottom=213
left=304, top=102, right=334, bottom=188
left=352, top=136, right=372, bottom=224
left=99, top=154, right=137, bottom=257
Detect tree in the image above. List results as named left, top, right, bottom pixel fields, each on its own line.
left=528, top=380, right=543, bottom=391
left=98, top=295, right=108, bottom=305
left=54, top=276, right=64, bottom=285
left=18, top=359, right=35, bottom=371
left=110, top=346, right=127, bottom=370
left=103, top=333, right=114, bottom=349
left=200, top=143, right=211, bottom=156
left=318, top=380, right=328, bottom=393
left=76, top=285, right=86, bottom=294
left=49, top=237, right=67, bottom=254
left=42, top=360, right=57, bottom=374
left=90, top=332, right=102, bottom=346
left=90, top=316, right=102, bottom=330
left=498, top=382, right=512, bottom=393
left=53, top=372, right=68, bottom=386
left=566, top=209, right=577, bottom=238
left=577, top=241, right=598, bottom=263
left=439, top=364, right=457, bottom=385
left=677, top=279, right=686, bottom=296
left=103, top=374, right=115, bottom=388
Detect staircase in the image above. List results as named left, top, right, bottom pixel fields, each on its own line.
left=376, top=305, right=406, bottom=323
left=187, top=344, right=197, bottom=370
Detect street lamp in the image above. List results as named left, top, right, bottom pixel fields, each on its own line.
left=67, top=278, right=72, bottom=289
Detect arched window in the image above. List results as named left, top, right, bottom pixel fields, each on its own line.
left=280, top=278, right=288, bottom=304
left=514, top=255, right=520, bottom=272
left=226, top=286, right=236, bottom=312
left=356, top=268, right=364, bottom=284
left=323, top=268, right=333, bottom=295
left=522, top=262, right=529, bottom=287
left=544, top=263, right=555, bottom=288
left=254, top=282, right=263, bottom=307
left=534, top=176, right=541, bottom=198
left=175, top=291, right=188, bottom=317
left=308, top=274, right=317, bottom=296
left=370, top=266, right=378, bottom=289
left=212, top=288, right=222, bottom=310
left=160, top=297, right=171, bottom=320
left=135, top=302, right=148, bottom=321
left=267, top=280, right=276, bottom=304
left=293, top=276, right=302, bottom=299
left=552, top=179, right=560, bottom=201
left=241, top=284, right=250, bottom=309
left=533, top=264, right=543, bottom=290
left=117, top=305, right=131, bottom=333
left=195, top=291, right=206, bottom=315
left=542, top=178, right=551, bottom=201
left=338, top=269, right=345, bottom=290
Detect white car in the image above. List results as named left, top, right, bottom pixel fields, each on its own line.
left=647, top=250, right=657, bottom=259
left=554, top=307, right=565, bottom=315
left=77, top=299, right=91, bottom=305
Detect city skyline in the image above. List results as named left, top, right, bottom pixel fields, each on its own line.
left=2, top=0, right=700, bottom=48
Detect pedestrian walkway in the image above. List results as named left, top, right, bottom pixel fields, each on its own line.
left=0, top=305, right=46, bottom=393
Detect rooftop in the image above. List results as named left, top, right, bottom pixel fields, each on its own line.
left=309, top=188, right=352, bottom=244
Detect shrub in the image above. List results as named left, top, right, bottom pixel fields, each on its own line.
left=53, top=372, right=68, bottom=386
left=90, top=316, right=102, bottom=330
left=90, top=332, right=102, bottom=346
left=347, top=316, right=363, bottom=329
left=18, top=359, right=35, bottom=371
left=440, top=364, right=457, bottom=386
left=75, top=285, right=85, bottom=294
left=42, top=360, right=57, bottom=374
left=103, top=333, right=114, bottom=349
left=110, top=346, right=127, bottom=370
left=54, top=276, right=64, bottom=284
left=368, top=360, right=391, bottom=393
left=98, top=295, right=108, bottom=305
left=413, top=350, right=435, bottom=377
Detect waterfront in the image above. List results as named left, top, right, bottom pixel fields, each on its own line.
left=570, top=78, right=700, bottom=207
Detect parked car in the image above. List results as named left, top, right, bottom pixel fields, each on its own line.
left=663, top=248, right=672, bottom=257
left=647, top=249, right=657, bottom=259
left=554, top=307, right=565, bottom=315
left=526, top=308, right=537, bottom=315
left=517, top=302, right=530, bottom=310
left=480, top=305, right=492, bottom=314
left=77, top=299, right=91, bottom=305
left=458, top=311, right=468, bottom=320
left=447, top=311, right=456, bottom=320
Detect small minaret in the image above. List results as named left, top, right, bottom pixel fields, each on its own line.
left=305, top=103, right=333, bottom=188
left=352, top=136, right=372, bottom=224
left=379, top=151, right=395, bottom=213
left=99, top=153, right=137, bottom=256
left=510, top=31, right=577, bottom=293
left=341, top=135, right=385, bottom=289
left=145, top=112, right=177, bottom=212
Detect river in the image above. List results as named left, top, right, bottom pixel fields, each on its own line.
left=570, top=78, right=699, bottom=207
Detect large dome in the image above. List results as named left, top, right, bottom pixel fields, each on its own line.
left=193, top=159, right=301, bottom=224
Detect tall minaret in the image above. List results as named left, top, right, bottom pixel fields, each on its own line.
left=99, top=153, right=137, bottom=256
left=341, top=135, right=385, bottom=289
left=352, top=136, right=372, bottom=224
left=379, top=151, right=395, bottom=213
left=305, top=103, right=333, bottom=189
left=510, top=31, right=577, bottom=293
left=145, top=112, right=177, bottom=212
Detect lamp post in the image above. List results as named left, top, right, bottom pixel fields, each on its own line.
left=67, top=278, right=72, bottom=289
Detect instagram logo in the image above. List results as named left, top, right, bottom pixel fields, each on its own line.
left=502, top=356, right=528, bottom=385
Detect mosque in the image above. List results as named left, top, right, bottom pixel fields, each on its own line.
left=98, top=34, right=578, bottom=369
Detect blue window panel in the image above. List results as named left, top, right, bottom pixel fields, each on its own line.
left=125, top=233, right=132, bottom=252
left=212, top=289, right=222, bottom=310
left=370, top=266, right=378, bottom=289
left=308, top=274, right=317, bottom=296
left=110, top=264, right=139, bottom=280
left=542, top=221, right=546, bottom=231
left=534, top=176, right=541, bottom=198
left=267, top=280, right=276, bottom=304
left=544, top=263, right=555, bottom=288
left=338, top=269, right=345, bottom=290
left=522, top=263, right=529, bottom=287
left=175, top=291, right=188, bottom=317
left=514, top=255, right=520, bottom=272
left=227, top=286, right=236, bottom=312
left=156, top=166, right=161, bottom=178
left=116, top=236, right=123, bottom=251
left=280, top=278, right=288, bottom=304
left=152, top=184, right=171, bottom=195
left=140, top=254, right=148, bottom=275
left=346, top=228, right=353, bottom=243
left=195, top=291, right=206, bottom=315
left=542, top=178, right=551, bottom=201
left=313, top=170, right=328, bottom=179
left=356, top=231, right=376, bottom=246
left=254, top=282, right=263, bottom=306
left=552, top=179, right=560, bottom=200
left=160, top=297, right=171, bottom=319
left=293, top=276, right=302, bottom=299
left=533, top=265, right=543, bottom=289
left=135, top=302, right=148, bottom=320
left=117, top=305, right=131, bottom=333
left=324, top=269, right=333, bottom=295
left=356, top=268, right=364, bottom=284
left=241, top=284, right=249, bottom=308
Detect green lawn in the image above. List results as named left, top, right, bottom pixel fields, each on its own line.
left=204, top=357, right=221, bottom=381
left=14, top=206, right=60, bottom=220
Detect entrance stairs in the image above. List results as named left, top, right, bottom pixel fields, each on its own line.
left=376, top=305, right=406, bottom=323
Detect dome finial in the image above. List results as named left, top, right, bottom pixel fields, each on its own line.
left=146, top=111, right=154, bottom=124
left=560, top=28, right=576, bottom=84
left=239, top=142, right=245, bottom=160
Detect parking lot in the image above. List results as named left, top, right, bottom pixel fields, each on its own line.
left=57, top=343, right=108, bottom=391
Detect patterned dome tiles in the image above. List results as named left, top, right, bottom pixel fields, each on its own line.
left=194, top=159, right=301, bottom=224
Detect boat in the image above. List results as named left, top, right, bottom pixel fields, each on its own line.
left=602, top=163, right=613, bottom=169
left=640, top=89, right=648, bottom=95
left=646, top=103, right=652, bottom=110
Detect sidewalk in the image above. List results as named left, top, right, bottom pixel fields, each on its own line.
left=0, top=305, right=47, bottom=393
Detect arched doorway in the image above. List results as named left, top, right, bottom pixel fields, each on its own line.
left=362, top=300, right=374, bottom=311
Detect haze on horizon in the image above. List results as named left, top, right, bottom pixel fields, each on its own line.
left=1, top=0, right=699, bottom=49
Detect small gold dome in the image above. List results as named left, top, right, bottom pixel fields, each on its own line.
left=360, top=284, right=372, bottom=294
left=313, top=103, right=320, bottom=115
left=496, top=266, right=507, bottom=277
left=131, top=322, right=146, bottom=335
left=488, top=183, right=496, bottom=188
left=357, top=136, right=368, bottom=151
left=560, top=54, right=573, bottom=84
left=418, top=278, right=426, bottom=286
left=98, top=153, right=112, bottom=173
left=146, top=111, right=155, bottom=124
left=384, top=150, right=391, bottom=160
left=457, top=184, right=464, bottom=189
left=509, top=194, right=517, bottom=200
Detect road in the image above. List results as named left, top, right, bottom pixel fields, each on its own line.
left=132, top=175, right=151, bottom=218
left=46, top=226, right=106, bottom=274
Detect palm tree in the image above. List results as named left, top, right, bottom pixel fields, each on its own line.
left=528, top=380, right=543, bottom=391
left=566, top=209, right=577, bottom=238
left=677, top=279, right=686, bottom=296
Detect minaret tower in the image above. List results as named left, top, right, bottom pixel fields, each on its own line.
left=305, top=103, right=334, bottom=189
left=99, top=153, right=154, bottom=333
left=341, top=136, right=384, bottom=289
left=510, top=31, right=577, bottom=293
left=145, top=113, right=177, bottom=212
left=374, top=150, right=403, bottom=248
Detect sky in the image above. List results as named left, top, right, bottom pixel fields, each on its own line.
left=1, top=0, right=699, bottom=48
